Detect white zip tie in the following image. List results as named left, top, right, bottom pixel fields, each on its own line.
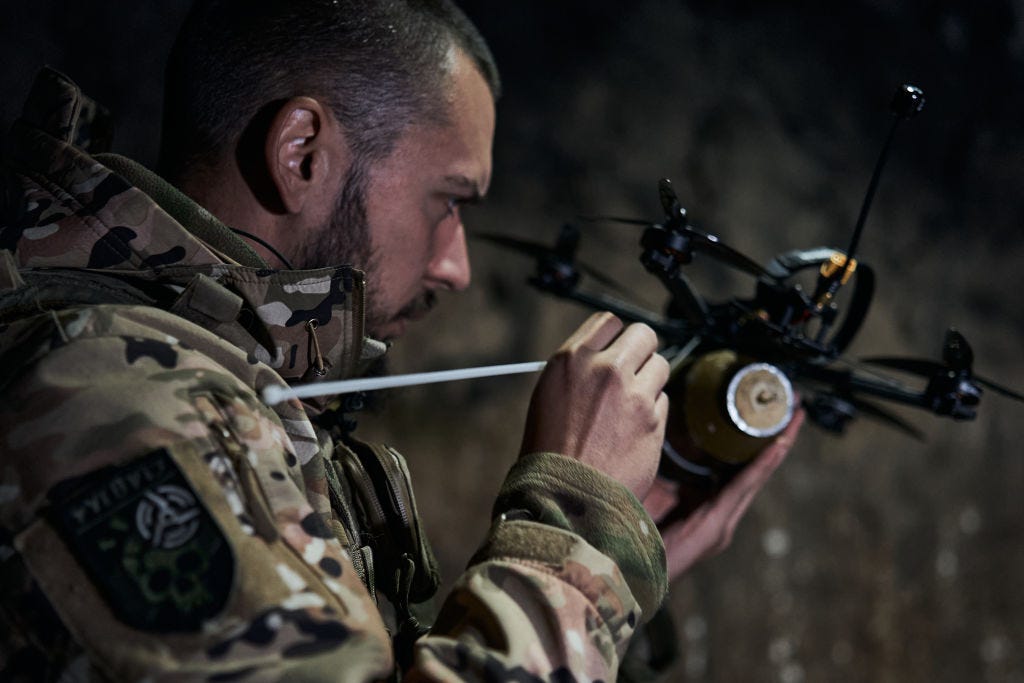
left=262, top=361, right=548, bottom=405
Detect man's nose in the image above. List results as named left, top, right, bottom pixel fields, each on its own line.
left=427, top=222, right=472, bottom=291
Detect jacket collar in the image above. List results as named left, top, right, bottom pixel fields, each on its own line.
left=4, top=68, right=387, bottom=388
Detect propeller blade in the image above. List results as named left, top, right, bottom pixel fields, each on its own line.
left=942, top=328, right=974, bottom=371
left=473, top=232, right=556, bottom=259
left=689, top=232, right=770, bottom=277
left=575, top=263, right=630, bottom=294
left=658, top=178, right=685, bottom=222
left=577, top=214, right=652, bottom=226
left=582, top=217, right=769, bottom=277
left=850, top=396, right=926, bottom=441
left=860, top=356, right=944, bottom=378
left=934, top=329, right=1020, bottom=402
left=472, top=231, right=630, bottom=296
left=976, top=375, right=1024, bottom=402
left=554, top=223, right=580, bottom=259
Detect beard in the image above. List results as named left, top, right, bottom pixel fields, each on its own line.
left=292, top=161, right=435, bottom=341
left=294, top=162, right=372, bottom=271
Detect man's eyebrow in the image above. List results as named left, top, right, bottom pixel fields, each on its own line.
left=444, top=174, right=485, bottom=200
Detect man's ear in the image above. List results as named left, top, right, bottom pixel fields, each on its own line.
left=265, top=96, right=348, bottom=214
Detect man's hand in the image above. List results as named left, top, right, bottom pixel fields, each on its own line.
left=643, top=409, right=805, bottom=582
left=520, top=312, right=670, bottom=499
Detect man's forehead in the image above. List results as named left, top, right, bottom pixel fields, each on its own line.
left=367, top=49, right=494, bottom=194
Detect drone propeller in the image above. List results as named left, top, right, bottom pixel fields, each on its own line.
left=659, top=178, right=687, bottom=223
left=862, top=328, right=1024, bottom=402
left=580, top=217, right=770, bottom=279
left=577, top=214, right=650, bottom=226
left=851, top=395, right=926, bottom=440
left=804, top=391, right=925, bottom=440
left=859, top=356, right=941, bottom=377
left=472, top=229, right=630, bottom=294
left=975, top=377, right=1024, bottom=402
left=692, top=230, right=771, bottom=278
left=656, top=179, right=770, bottom=277
left=863, top=356, right=1024, bottom=402
left=941, top=328, right=973, bottom=371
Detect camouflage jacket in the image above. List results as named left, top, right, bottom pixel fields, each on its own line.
left=0, top=69, right=667, bottom=682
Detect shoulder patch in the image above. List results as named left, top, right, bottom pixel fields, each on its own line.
left=48, top=447, right=234, bottom=631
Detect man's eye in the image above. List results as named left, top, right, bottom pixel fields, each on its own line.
left=446, top=196, right=470, bottom=216
left=443, top=193, right=481, bottom=220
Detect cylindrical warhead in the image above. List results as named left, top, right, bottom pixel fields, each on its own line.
left=676, top=350, right=795, bottom=466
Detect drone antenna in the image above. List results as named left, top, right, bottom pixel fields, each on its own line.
left=844, top=84, right=925, bottom=263
left=811, top=84, right=924, bottom=320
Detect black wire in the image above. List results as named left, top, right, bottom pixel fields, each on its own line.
left=229, top=228, right=294, bottom=270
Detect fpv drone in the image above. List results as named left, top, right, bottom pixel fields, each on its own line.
left=479, top=84, right=1023, bottom=440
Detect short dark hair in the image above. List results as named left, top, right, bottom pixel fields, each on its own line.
left=159, top=0, right=500, bottom=181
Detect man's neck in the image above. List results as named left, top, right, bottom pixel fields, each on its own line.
left=177, top=160, right=291, bottom=269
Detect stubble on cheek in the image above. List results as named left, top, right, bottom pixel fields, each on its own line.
left=362, top=284, right=437, bottom=342
left=291, top=161, right=440, bottom=341
left=397, top=290, right=437, bottom=322
left=294, top=162, right=373, bottom=271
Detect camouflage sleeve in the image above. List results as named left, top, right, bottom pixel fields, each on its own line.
left=409, top=452, right=668, bottom=681
left=2, top=305, right=667, bottom=682
left=0, top=307, right=396, bottom=681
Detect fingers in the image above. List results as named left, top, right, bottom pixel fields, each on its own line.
left=747, top=407, right=805, bottom=476
left=561, top=311, right=624, bottom=353
left=659, top=500, right=723, bottom=579
left=656, top=390, right=669, bottom=420
left=561, top=315, right=667, bottom=399
left=769, top=406, right=804, bottom=453
left=562, top=314, right=663, bottom=378
left=709, top=407, right=806, bottom=528
left=642, top=475, right=679, bottom=522
left=537, top=314, right=667, bottom=498
left=636, top=350, right=671, bottom=399
left=606, top=322, right=660, bottom=373
left=654, top=408, right=806, bottom=581
left=740, top=408, right=804, bottom=482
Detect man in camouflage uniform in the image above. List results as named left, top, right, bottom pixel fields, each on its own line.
left=0, top=1, right=800, bottom=680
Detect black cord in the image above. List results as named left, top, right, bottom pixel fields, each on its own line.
left=229, top=228, right=294, bottom=270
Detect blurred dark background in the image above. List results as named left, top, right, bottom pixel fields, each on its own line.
left=3, top=2, right=1023, bottom=681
